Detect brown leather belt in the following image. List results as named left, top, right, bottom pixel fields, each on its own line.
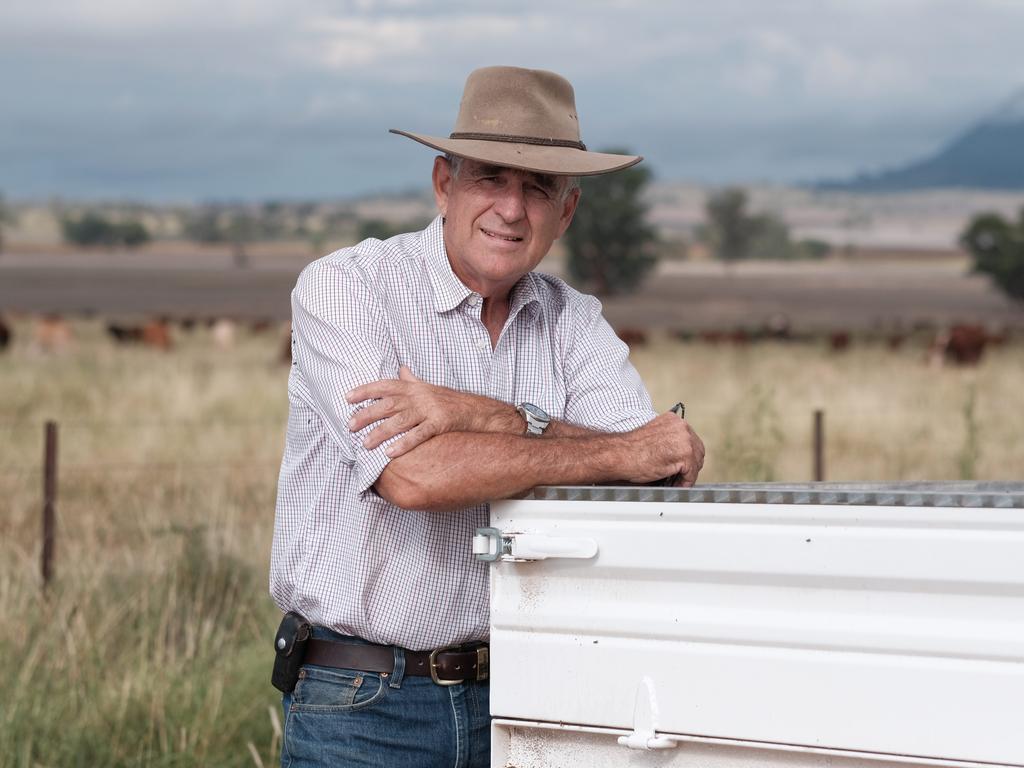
left=304, top=638, right=489, bottom=686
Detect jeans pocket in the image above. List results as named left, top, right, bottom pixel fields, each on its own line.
left=290, top=665, right=388, bottom=713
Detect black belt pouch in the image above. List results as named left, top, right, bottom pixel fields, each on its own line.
left=271, top=611, right=311, bottom=693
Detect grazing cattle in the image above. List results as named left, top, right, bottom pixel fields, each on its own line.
left=886, top=333, right=907, bottom=351
left=764, top=313, right=792, bottom=341
left=34, top=314, right=72, bottom=353
left=107, top=323, right=144, bottom=343
left=931, top=324, right=989, bottom=366
left=0, top=315, right=10, bottom=351
left=615, top=327, right=648, bottom=348
left=250, top=319, right=273, bottom=334
left=829, top=331, right=851, bottom=352
left=141, top=318, right=173, bottom=351
left=212, top=318, right=236, bottom=349
left=726, top=328, right=751, bottom=345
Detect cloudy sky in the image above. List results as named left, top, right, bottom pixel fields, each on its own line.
left=2, top=0, right=1023, bottom=201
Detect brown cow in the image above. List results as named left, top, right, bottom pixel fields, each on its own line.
left=931, top=324, right=989, bottom=366
left=107, top=322, right=144, bottom=343
left=0, top=315, right=10, bottom=352
left=615, top=327, right=649, bottom=348
left=142, top=318, right=173, bottom=351
left=829, top=331, right=851, bottom=352
left=34, top=314, right=72, bottom=353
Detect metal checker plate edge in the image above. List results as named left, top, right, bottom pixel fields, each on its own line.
left=528, top=482, right=1024, bottom=508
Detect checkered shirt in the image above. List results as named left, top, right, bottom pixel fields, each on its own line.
left=270, top=215, right=655, bottom=650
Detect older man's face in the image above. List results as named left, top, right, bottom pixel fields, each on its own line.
left=432, top=156, right=580, bottom=298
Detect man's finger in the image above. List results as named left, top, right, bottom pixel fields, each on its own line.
left=363, top=414, right=413, bottom=450
left=398, top=365, right=420, bottom=382
left=674, top=461, right=699, bottom=487
left=349, top=397, right=401, bottom=431
left=346, top=379, right=406, bottom=404
left=385, top=424, right=432, bottom=459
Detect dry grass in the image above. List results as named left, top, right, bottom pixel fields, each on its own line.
left=0, top=320, right=286, bottom=768
left=632, top=333, right=1024, bottom=482
left=1, top=318, right=1021, bottom=765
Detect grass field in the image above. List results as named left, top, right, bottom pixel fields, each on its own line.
left=1, top=318, right=1021, bottom=766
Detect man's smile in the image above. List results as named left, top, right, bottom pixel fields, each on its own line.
left=480, top=226, right=524, bottom=243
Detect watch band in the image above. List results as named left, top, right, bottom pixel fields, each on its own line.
left=516, top=403, right=550, bottom=436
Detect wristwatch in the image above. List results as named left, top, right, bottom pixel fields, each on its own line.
left=516, top=402, right=551, bottom=436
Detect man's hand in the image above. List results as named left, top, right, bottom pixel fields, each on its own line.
left=615, top=412, right=706, bottom=487
left=346, top=366, right=518, bottom=458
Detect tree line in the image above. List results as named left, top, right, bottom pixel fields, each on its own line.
left=3, top=174, right=1021, bottom=306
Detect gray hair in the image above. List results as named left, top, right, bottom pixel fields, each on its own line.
left=443, top=153, right=579, bottom=202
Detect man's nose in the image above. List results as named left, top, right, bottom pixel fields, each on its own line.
left=493, top=181, right=527, bottom=222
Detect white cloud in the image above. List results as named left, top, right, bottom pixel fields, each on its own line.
left=297, top=12, right=534, bottom=75
left=2, top=0, right=286, bottom=35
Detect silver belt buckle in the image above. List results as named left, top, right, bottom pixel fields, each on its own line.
left=429, top=646, right=463, bottom=686
left=428, top=645, right=490, bottom=685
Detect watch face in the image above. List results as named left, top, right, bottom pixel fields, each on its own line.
left=522, top=402, right=548, bottom=421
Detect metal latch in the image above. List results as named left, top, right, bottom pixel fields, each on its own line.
left=473, top=527, right=598, bottom=563
left=617, top=677, right=678, bottom=751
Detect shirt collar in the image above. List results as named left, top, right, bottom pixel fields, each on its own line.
left=422, top=214, right=542, bottom=324
left=423, top=215, right=473, bottom=313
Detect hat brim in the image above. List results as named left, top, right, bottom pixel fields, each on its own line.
left=389, top=129, right=641, bottom=176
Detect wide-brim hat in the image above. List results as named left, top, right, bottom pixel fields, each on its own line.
left=390, top=66, right=641, bottom=177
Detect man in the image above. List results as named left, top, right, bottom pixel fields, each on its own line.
left=271, top=65, right=704, bottom=767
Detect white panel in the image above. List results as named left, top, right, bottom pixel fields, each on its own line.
left=491, top=719, right=1021, bottom=768
left=487, top=499, right=1024, bottom=766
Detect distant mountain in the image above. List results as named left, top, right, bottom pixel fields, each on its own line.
left=820, top=88, right=1024, bottom=191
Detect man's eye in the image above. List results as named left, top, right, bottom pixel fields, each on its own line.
left=527, top=184, right=552, bottom=199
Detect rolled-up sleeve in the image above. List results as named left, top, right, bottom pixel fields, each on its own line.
left=562, top=295, right=656, bottom=432
left=290, top=261, right=401, bottom=494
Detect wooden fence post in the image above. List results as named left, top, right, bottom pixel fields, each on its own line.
left=813, top=409, right=825, bottom=482
left=42, top=420, right=58, bottom=588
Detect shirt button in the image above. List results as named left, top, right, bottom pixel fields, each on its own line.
left=476, top=338, right=489, bottom=350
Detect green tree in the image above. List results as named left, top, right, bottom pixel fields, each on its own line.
left=704, top=187, right=756, bottom=263
left=62, top=212, right=118, bottom=246
left=61, top=211, right=150, bottom=248
left=183, top=206, right=227, bottom=243
left=960, top=207, right=1024, bottom=303
left=564, top=150, right=657, bottom=295
left=747, top=214, right=792, bottom=261
left=117, top=220, right=151, bottom=247
left=702, top=187, right=815, bottom=261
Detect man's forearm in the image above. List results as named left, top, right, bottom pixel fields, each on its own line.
left=480, top=400, right=606, bottom=439
left=375, top=430, right=621, bottom=511
left=348, top=372, right=605, bottom=457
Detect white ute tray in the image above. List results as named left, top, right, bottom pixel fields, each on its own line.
left=486, top=483, right=1024, bottom=767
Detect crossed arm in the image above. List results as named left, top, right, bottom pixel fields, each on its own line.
left=346, top=367, right=705, bottom=511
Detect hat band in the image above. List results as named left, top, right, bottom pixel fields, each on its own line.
left=449, top=131, right=587, bottom=151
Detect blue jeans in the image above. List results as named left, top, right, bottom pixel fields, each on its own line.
left=281, top=627, right=490, bottom=767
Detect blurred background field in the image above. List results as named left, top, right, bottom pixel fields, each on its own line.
left=1, top=316, right=1021, bottom=766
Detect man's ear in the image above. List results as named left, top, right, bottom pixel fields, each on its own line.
left=556, top=186, right=582, bottom=238
left=432, top=156, right=452, bottom=217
